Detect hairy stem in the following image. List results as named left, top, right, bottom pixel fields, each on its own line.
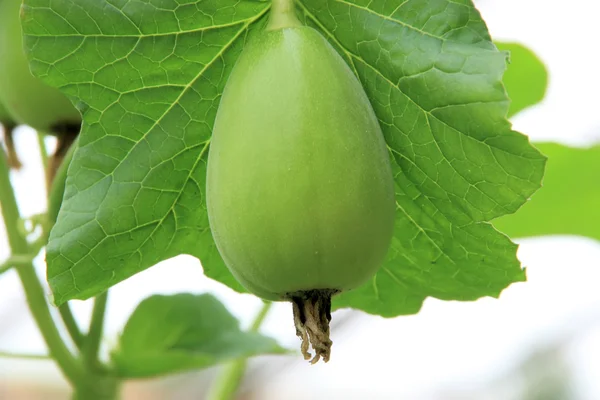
left=207, top=301, right=273, bottom=400
left=0, top=150, right=83, bottom=383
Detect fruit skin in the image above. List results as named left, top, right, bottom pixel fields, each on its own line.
left=207, top=26, right=396, bottom=301
left=0, top=0, right=80, bottom=132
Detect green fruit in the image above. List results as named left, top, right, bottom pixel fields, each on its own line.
left=0, top=0, right=81, bottom=132
left=206, top=14, right=395, bottom=362
left=207, top=26, right=395, bottom=300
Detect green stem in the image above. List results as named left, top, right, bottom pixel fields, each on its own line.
left=207, top=301, right=273, bottom=400
left=0, top=254, right=36, bottom=276
left=37, top=132, right=49, bottom=179
left=74, top=291, right=116, bottom=400
left=267, top=0, right=301, bottom=31
left=72, top=291, right=116, bottom=400
left=0, top=351, right=51, bottom=360
left=0, top=150, right=83, bottom=383
left=83, top=291, right=108, bottom=370
left=59, top=303, right=85, bottom=350
left=249, top=301, right=272, bottom=331
left=72, top=374, right=120, bottom=400
left=0, top=263, right=11, bottom=276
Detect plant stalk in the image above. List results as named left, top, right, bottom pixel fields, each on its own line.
left=0, top=150, right=83, bottom=383
left=40, top=134, right=117, bottom=398
left=72, top=374, right=120, bottom=400
left=73, top=291, right=118, bottom=400
left=59, top=303, right=85, bottom=349
left=207, top=301, right=273, bottom=400
left=0, top=351, right=51, bottom=360
left=83, top=291, right=109, bottom=370
left=0, top=254, right=36, bottom=276
left=267, top=0, right=301, bottom=31
left=37, top=131, right=49, bottom=176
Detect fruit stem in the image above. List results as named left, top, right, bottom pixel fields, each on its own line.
left=267, top=0, right=302, bottom=31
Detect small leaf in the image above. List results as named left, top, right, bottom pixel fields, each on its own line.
left=495, top=42, right=548, bottom=117
left=495, top=143, right=600, bottom=240
left=111, top=294, right=285, bottom=378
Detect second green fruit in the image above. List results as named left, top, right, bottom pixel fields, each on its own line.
left=0, top=0, right=81, bottom=132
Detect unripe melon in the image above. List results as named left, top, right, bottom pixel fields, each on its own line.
left=206, top=22, right=395, bottom=362
left=0, top=0, right=81, bottom=132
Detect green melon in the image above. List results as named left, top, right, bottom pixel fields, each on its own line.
left=0, top=0, right=81, bottom=132
left=206, top=10, right=395, bottom=363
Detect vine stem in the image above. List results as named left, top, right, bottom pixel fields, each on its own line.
left=0, top=351, right=51, bottom=360
left=59, top=304, right=85, bottom=349
left=70, top=291, right=117, bottom=400
left=0, top=150, right=83, bottom=383
left=83, top=291, right=108, bottom=369
left=37, top=132, right=49, bottom=177
left=0, top=254, right=35, bottom=276
left=38, top=133, right=117, bottom=399
left=207, top=301, right=273, bottom=400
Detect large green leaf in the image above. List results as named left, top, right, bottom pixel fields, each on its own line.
left=495, top=42, right=548, bottom=117
left=111, top=294, right=285, bottom=378
left=23, top=0, right=269, bottom=303
left=494, top=143, right=600, bottom=240
left=23, top=0, right=545, bottom=315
